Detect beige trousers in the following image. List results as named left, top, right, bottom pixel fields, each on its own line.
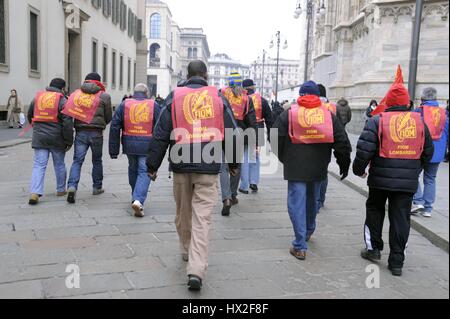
left=173, top=173, right=219, bottom=279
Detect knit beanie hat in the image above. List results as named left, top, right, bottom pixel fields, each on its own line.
left=299, top=81, right=320, bottom=97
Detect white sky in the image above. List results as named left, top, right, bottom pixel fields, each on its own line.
left=163, top=0, right=307, bottom=65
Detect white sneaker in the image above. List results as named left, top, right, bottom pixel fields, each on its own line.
left=421, top=211, right=432, bottom=218
left=411, top=204, right=425, bottom=214
left=132, top=200, right=145, bottom=218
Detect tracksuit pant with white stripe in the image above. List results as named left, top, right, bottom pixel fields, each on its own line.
left=364, top=188, right=413, bottom=269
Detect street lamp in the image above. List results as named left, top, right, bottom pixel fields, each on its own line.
left=270, top=31, right=288, bottom=102
left=260, top=50, right=267, bottom=97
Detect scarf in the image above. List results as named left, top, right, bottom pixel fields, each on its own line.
left=86, top=80, right=106, bottom=92
left=297, top=95, right=322, bottom=109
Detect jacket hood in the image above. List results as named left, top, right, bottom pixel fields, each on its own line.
left=80, top=82, right=103, bottom=94
left=297, top=95, right=322, bottom=109
left=385, top=105, right=409, bottom=113
left=337, top=99, right=349, bottom=107
left=46, top=86, right=63, bottom=94
left=185, top=76, right=208, bottom=87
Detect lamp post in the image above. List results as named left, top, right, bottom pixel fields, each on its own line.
left=408, top=0, right=424, bottom=101
left=261, top=49, right=266, bottom=97
left=270, top=32, right=288, bottom=102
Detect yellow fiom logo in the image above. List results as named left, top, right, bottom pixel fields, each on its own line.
left=389, top=113, right=417, bottom=143
left=38, top=93, right=57, bottom=111
left=183, top=90, right=214, bottom=125
left=130, top=102, right=150, bottom=124
left=431, top=108, right=441, bottom=128
left=298, top=107, right=325, bottom=128
left=74, top=91, right=96, bottom=108
left=223, top=89, right=243, bottom=107
left=252, top=95, right=261, bottom=112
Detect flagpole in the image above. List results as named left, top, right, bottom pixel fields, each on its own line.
left=408, top=0, right=424, bottom=101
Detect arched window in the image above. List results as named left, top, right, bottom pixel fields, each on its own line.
left=149, top=13, right=161, bottom=39
left=149, top=43, right=161, bottom=67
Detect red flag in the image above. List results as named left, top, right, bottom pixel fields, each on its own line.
left=372, top=65, right=404, bottom=116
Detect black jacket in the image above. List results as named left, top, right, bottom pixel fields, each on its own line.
left=146, top=77, right=239, bottom=175
left=272, top=108, right=352, bottom=182
left=272, top=102, right=285, bottom=122
left=28, top=87, right=74, bottom=150
left=353, top=106, right=434, bottom=193
left=74, top=82, right=113, bottom=131
left=336, top=99, right=352, bottom=127
left=247, top=89, right=274, bottom=146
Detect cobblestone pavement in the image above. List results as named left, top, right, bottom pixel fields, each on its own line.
left=0, top=140, right=448, bottom=299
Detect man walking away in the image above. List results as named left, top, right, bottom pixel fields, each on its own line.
left=64, top=73, right=112, bottom=204
left=354, top=83, right=434, bottom=276
left=273, top=81, right=352, bottom=261
left=146, top=60, right=239, bottom=291
left=109, top=84, right=161, bottom=218
left=336, top=98, right=352, bottom=128
left=27, top=78, right=74, bottom=205
left=240, top=79, right=274, bottom=194
left=411, top=88, right=449, bottom=218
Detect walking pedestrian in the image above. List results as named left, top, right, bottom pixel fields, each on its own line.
left=365, top=100, right=378, bottom=120
left=146, top=60, right=239, bottom=291
left=220, top=72, right=257, bottom=216
left=27, top=78, right=74, bottom=205
left=239, top=79, right=274, bottom=194
left=109, top=84, right=161, bottom=218
left=272, top=101, right=284, bottom=121
left=411, top=88, right=449, bottom=218
left=6, top=89, right=24, bottom=129
left=336, top=98, right=352, bottom=128
left=354, top=82, right=434, bottom=276
left=64, top=73, right=113, bottom=204
left=272, top=81, right=352, bottom=261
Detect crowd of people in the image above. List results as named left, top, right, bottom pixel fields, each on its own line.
left=15, top=60, right=449, bottom=291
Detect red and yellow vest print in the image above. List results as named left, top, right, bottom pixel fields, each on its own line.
left=124, top=99, right=155, bottom=137
left=250, top=93, right=264, bottom=123
left=221, top=87, right=249, bottom=121
left=323, top=102, right=337, bottom=115
left=422, top=106, right=447, bottom=141
left=172, top=86, right=224, bottom=144
left=33, top=91, right=62, bottom=123
left=289, top=104, right=334, bottom=144
left=62, top=89, right=102, bottom=124
left=379, top=112, right=424, bottom=160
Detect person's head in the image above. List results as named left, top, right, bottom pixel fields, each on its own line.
left=299, top=81, right=320, bottom=97
left=385, top=84, right=410, bottom=108
left=421, top=87, right=437, bottom=102
left=134, top=83, right=149, bottom=97
left=317, top=84, right=327, bottom=98
left=369, top=99, right=378, bottom=107
left=85, top=72, right=102, bottom=82
left=10, top=89, right=17, bottom=97
left=243, top=79, right=256, bottom=91
left=187, top=60, right=208, bottom=80
left=49, top=78, right=66, bottom=91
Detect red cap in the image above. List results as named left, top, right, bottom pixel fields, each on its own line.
left=385, top=84, right=410, bottom=108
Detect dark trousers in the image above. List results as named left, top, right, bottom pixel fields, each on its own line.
left=364, top=188, right=413, bottom=268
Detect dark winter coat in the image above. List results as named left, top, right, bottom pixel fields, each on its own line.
left=353, top=106, right=435, bottom=193
left=27, top=87, right=74, bottom=150
left=109, top=93, right=162, bottom=157
left=272, top=107, right=352, bottom=182
left=74, top=82, right=113, bottom=131
left=146, top=77, right=239, bottom=175
left=247, top=89, right=274, bottom=146
left=336, top=99, right=352, bottom=127
left=271, top=102, right=285, bottom=122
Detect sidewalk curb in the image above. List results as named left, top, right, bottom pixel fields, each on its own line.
left=0, top=139, right=32, bottom=149
left=329, top=171, right=449, bottom=254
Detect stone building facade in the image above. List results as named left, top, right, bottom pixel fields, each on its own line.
left=180, top=28, right=211, bottom=79
left=306, top=0, right=449, bottom=134
left=208, top=53, right=250, bottom=89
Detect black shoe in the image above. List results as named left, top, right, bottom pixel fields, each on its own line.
left=222, top=200, right=231, bottom=217
left=231, top=196, right=239, bottom=206
left=361, top=248, right=381, bottom=262
left=188, top=275, right=202, bottom=291
left=67, top=190, right=76, bottom=204
left=250, top=184, right=258, bottom=193
left=388, top=265, right=403, bottom=277
left=238, top=188, right=249, bottom=195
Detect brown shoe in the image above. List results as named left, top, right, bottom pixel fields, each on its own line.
left=290, top=247, right=306, bottom=260
left=231, top=196, right=239, bottom=206
left=222, top=199, right=231, bottom=217
left=56, top=191, right=67, bottom=197
left=29, top=194, right=40, bottom=206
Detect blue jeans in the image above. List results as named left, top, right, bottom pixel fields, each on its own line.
left=287, top=181, right=322, bottom=251
left=30, top=149, right=67, bottom=195
left=318, top=177, right=328, bottom=209
left=413, top=163, right=440, bottom=213
left=68, top=130, right=104, bottom=190
left=240, top=146, right=260, bottom=191
left=127, top=155, right=152, bottom=204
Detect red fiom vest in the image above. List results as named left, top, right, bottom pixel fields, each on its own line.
left=379, top=112, right=424, bottom=160
left=33, top=91, right=62, bottom=123
left=222, top=87, right=249, bottom=121
left=422, top=106, right=447, bottom=141
left=289, top=104, right=334, bottom=144
left=250, top=93, right=264, bottom=123
left=323, top=102, right=337, bottom=115
left=172, top=86, right=225, bottom=144
left=62, top=89, right=102, bottom=124
left=124, top=99, right=155, bottom=137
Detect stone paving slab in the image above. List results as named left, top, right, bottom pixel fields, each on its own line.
left=0, top=139, right=448, bottom=299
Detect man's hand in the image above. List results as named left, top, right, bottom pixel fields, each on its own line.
left=230, top=168, right=240, bottom=177
left=148, top=171, right=158, bottom=181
